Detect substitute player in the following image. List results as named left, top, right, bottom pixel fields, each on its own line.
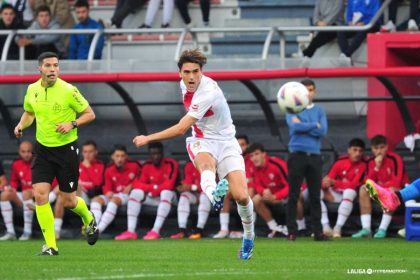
left=132, top=49, right=255, bottom=260
left=14, top=52, right=98, bottom=255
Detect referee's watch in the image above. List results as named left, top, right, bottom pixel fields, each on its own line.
left=71, top=121, right=78, bottom=129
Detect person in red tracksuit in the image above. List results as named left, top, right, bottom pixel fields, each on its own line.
left=352, top=135, right=407, bottom=239
left=247, top=143, right=290, bottom=237
left=320, top=138, right=367, bottom=238
left=115, top=142, right=179, bottom=240
left=89, top=145, right=141, bottom=234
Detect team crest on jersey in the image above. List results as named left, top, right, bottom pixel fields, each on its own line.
left=19, top=171, right=23, bottom=177
left=191, top=104, right=199, bottom=111
left=112, top=176, right=117, bottom=182
left=193, top=141, right=201, bottom=150
left=269, top=173, right=275, bottom=180
left=53, top=102, right=62, bottom=113
left=129, top=172, right=135, bottom=180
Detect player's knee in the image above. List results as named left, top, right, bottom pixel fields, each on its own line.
left=343, top=189, right=357, bottom=200
left=359, top=186, right=369, bottom=198
left=252, top=194, right=262, bottom=205
left=161, top=190, right=175, bottom=200
left=235, top=194, right=249, bottom=206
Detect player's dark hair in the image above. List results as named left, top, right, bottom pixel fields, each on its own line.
left=148, top=142, right=163, bottom=151
left=83, top=140, right=97, bottom=149
left=247, top=143, right=265, bottom=153
left=371, top=134, right=387, bottom=146
left=177, top=49, right=207, bottom=70
left=35, top=4, right=51, bottom=17
left=112, top=144, right=127, bottom=154
left=300, top=79, right=315, bottom=88
left=237, top=134, right=249, bottom=144
left=1, top=3, right=15, bottom=13
left=74, top=0, right=90, bottom=9
left=38, top=51, right=58, bottom=65
left=348, top=138, right=365, bottom=149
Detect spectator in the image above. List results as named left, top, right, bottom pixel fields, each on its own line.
left=109, top=0, right=147, bottom=28
left=320, top=138, right=367, bottom=237
left=139, top=0, right=174, bottom=28
left=285, top=79, right=329, bottom=241
left=176, top=0, right=210, bottom=27
left=381, top=0, right=419, bottom=32
left=300, top=0, right=344, bottom=65
left=90, top=145, right=141, bottom=234
left=170, top=161, right=211, bottom=239
left=115, top=142, right=179, bottom=240
left=3, top=0, right=34, bottom=26
left=337, top=0, right=381, bottom=62
left=0, top=4, right=26, bottom=60
left=0, top=141, right=34, bottom=241
left=248, top=143, right=289, bottom=238
left=68, top=0, right=104, bottom=60
left=16, top=5, right=64, bottom=59
left=0, top=161, right=7, bottom=188
left=352, top=135, right=407, bottom=238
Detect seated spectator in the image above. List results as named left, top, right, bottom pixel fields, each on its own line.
left=109, top=0, right=147, bottom=28
left=16, top=5, right=65, bottom=59
left=34, top=0, right=75, bottom=57
left=3, top=0, right=34, bottom=26
left=68, top=0, right=104, bottom=60
left=170, top=161, right=211, bottom=239
left=352, top=135, right=407, bottom=239
left=90, top=145, right=141, bottom=234
left=320, top=138, right=367, bottom=237
left=337, top=0, right=380, bottom=62
left=300, top=0, right=344, bottom=66
left=0, top=4, right=25, bottom=60
left=0, top=141, right=34, bottom=241
left=115, top=142, right=178, bottom=240
left=139, top=0, right=174, bottom=28
left=176, top=0, right=210, bottom=27
left=381, top=0, right=419, bottom=32
left=248, top=143, right=289, bottom=238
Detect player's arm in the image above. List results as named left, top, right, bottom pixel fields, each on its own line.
left=133, top=114, right=197, bottom=148
left=14, top=111, right=35, bottom=138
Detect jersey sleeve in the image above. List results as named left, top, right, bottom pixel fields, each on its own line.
left=187, top=89, right=215, bottom=120
left=69, top=86, right=89, bottom=113
left=23, top=88, right=34, bottom=113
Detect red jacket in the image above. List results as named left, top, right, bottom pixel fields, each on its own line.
left=182, top=162, right=201, bottom=192
left=132, top=157, right=179, bottom=197
left=244, top=155, right=256, bottom=189
left=251, top=155, right=289, bottom=200
left=10, top=159, right=32, bottom=191
left=78, top=160, right=105, bottom=191
left=102, top=160, right=141, bottom=195
left=324, top=155, right=367, bottom=191
left=366, top=151, right=405, bottom=189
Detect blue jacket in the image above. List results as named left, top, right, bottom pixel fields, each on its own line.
left=286, top=104, right=328, bottom=155
left=68, top=18, right=104, bottom=59
left=346, top=0, right=380, bottom=25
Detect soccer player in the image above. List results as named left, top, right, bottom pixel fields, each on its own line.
left=170, top=161, right=211, bottom=239
left=115, top=142, right=178, bottom=240
left=132, top=49, right=255, bottom=260
left=90, top=145, right=141, bottom=234
left=352, top=135, right=406, bottom=238
left=0, top=141, right=35, bottom=241
left=320, top=138, right=367, bottom=237
left=13, top=52, right=98, bottom=255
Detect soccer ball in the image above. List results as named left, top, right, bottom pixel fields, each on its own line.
left=276, top=81, right=309, bottom=114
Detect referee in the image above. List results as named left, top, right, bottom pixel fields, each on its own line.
left=14, top=52, right=98, bottom=255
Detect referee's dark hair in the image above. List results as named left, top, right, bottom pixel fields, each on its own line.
left=247, top=143, right=265, bottom=154
left=112, top=144, right=127, bottom=154
left=38, top=51, right=58, bottom=65
left=83, top=140, right=97, bottom=149
left=348, top=138, right=365, bottom=149
left=371, top=134, right=387, bottom=146
left=300, top=79, right=315, bottom=88
left=148, top=142, right=163, bottom=151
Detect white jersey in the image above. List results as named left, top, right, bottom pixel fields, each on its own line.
left=181, top=75, right=236, bottom=141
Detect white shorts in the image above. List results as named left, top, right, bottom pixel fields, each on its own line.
left=99, top=193, right=129, bottom=206
left=186, top=137, right=245, bottom=179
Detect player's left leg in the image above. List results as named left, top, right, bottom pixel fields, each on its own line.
left=189, top=192, right=211, bottom=239
left=53, top=194, right=64, bottom=240
left=0, top=188, right=21, bottom=240
left=144, top=190, right=176, bottom=240
left=333, top=189, right=356, bottom=237
left=399, top=178, right=420, bottom=203
left=19, top=189, right=34, bottom=240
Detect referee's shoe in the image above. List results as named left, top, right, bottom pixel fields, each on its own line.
left=38, top=245, right=59, bottom=256
left=86, top=212, right=99, bottom=245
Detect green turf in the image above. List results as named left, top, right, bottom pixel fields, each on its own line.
left=0, top=238, right=419, bottom=280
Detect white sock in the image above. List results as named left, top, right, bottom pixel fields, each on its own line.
left=320, top=200, right=330, bottom=228
left=200, top=170, right=216, bottom=203
left=267, top=219, right=278, bottom=231
left=90, top=201, right=103, bottom=223
left=379, top=213, right=392, bottom=231
left=197, top=193, right=211, bottom=229
left=162, top=0, right=174, bottom=25
left=127, top=189, right=144, bottom=233
left=23, top=199, right=34, bottom=234
left=48, top=191, right=57, bottom=203
left=152, top=191, right=174, bottom=233
left=220, top=212, right=229, bottom=231
left=361, top=214, right=371, bottom=231
left=98, top=202, right=118, bottom=233
left=54, top=218, right=63, bottom=234
left=336, top=199, right=353, bottom=227
left=177, top=193, right=190, bottom=229
left=253, top=212, right=257, bottom=224
left=297, top=218, right=306, bottom=231
left=237, top=199, right=254, bottom=240
left=0, top=201, right=15, bottom=235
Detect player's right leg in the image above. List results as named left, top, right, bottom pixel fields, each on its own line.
left=0, top=187, right=21, bottom=240
left=213, top=193, right=231, bottom=238
left=333, top=189, right=356, bottom=238
left=19, top=189, right=35, bottom=240
left=115, top=190, right=144, bottom=240
left=252, top=194, right=279, bottom=237
left=98, top=195, right=123, bottom=234
left=352, top=186, right=372, bottom=238
left=171, top=191, right=193, bottom=239
left=365, top=179, right=401, bottom=212
left=53, top=194, right=65, bottom=240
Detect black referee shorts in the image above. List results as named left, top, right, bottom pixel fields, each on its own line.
left=32, top=141, right=80, bottom=193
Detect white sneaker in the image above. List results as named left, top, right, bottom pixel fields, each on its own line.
left=398, top=228, right=405, bottom=238
left=213, top=230, right=229, bottom=238
left=407, top=19, right=419, bottom=31
left=18, top=232, right=31, bottom=241
left=228, top=231, right=243, bottom=239
left=332, top=229, right=342, bottom=238
left=268, top=225, right=288, bottom=238
left=380, top=20, right=396, bottom=32
left=323, top=226, right=333, bottom=237
left=0, top=232, right=16, bottom=241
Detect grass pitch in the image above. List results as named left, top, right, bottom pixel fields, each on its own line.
left=0, top=238, right=419, bottom=280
